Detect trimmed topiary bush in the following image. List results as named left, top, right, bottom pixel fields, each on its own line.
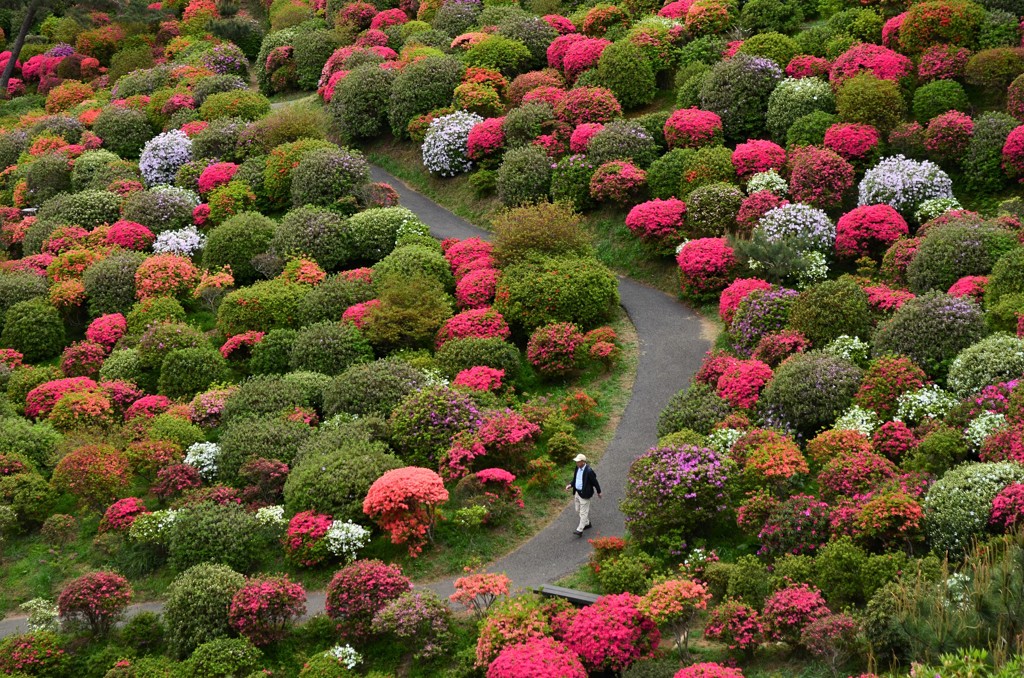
left=83, top=252, right=147, bottom=317
left=434, top=336, right=523, bottom=379
left=389, top=56, right=466, bottom=138
left=164, top=563, right=246, bottom=658
left=595, top=41, right=656, bottom=110
left=92, top=106, right=152, bottom=159
left=289, top=321, right=374, bottom=376
left=291, top=146, right=370, bottom=209
left=700, top=54, right=784, bottom=143
left=159, top=348, right=228, bottom=400
left=759, top=352, right=863, bottom=435
left=924, top=461, right=1024, bottom=556
left=912, top=79, right=970, bottom=124
left=203, top=212, right=276, bottom=285
left=788, top=278, right=873, bottom=348
left=495, top=255, right=618, bottom=331
left=323, top=359, right=428, bottom=417
left=272, top=206, right=352, bottom=271
left=0, top=299, right=65, bottom=363
left=946, top=333, right=1024, bottom=397
left=496, top=145, right=553, bottom=206
left=907, top=223, right=1016, bottom=294
left=658, top=382, right=733, bottom=437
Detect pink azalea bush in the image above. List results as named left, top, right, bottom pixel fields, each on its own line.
left=570, top=122, right=604, bottom=153
left=437, top=308, right=511, bottom=348
left=677, top=238, right=737, bottom=300
left=488, top=637, right=586, bottom=678
left=762, top=583, right=830, bottom=645
left=456, top=268, right=499, bottom=309
left=834, top=204, right=909, bottom=259
left=98, top=497, right=149, bottom=533
left=363, top=467, right=450, bottom=556
left=57, top=571, right=132, bottom=636
left=325, top=559, right=412, bottom=640
left=675, top=663, right=746, bottom=678
left=731, top=140, right=786, bottom=179
left=716, top=359, right=773, bottom=409
left=719, top=278, right=773, bottom=325
left=563, top=592, right=660, bottom=673
left=284, top=511, right=333, bottom=567
left=228, top=575, right=307, bottom=645
left=85, top=314, right=127, bottom=349
left=527, top=322, right=584, bottom=377
left=626, top=198, right=687, bottom=246
left=454, top=366, right=505, bottom=392
left=664, top=108, right=723, bottom=149
left=824, top=123, right=880, bottom=164
left=589, top=160, right=646, bottom=202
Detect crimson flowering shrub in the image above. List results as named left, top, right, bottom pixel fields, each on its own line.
left=99, top=497, right=149, bottom=533
left=548, top=34, right=589, bottom=71
left=786, top=55, right=831, bottom=79
left=488, top=637, right=586, bottom=678
left=947, top=275, right=987, bottom=303
left=872, top=420, right=918, bottom=460
left=824, top=123, right=880, bottom=166
left=125, top=395, right=173, bottom=421
left=716, top=359, right=773, bottom=409
left=370, top=8, right=409, bottom=30
left=676, top=237, right=737, bottom=300
left=732, top=140, right=785, bottom=180
left=752, top=330, right=809, bottom=367
left=1003, top=125, right=1024, bottom=178
left=436, top=308, right=511, bottom=348
left=444, top=237, right=493, bottom=271
left=854, top=355, right=928, bottom=417
left=830, top=43, right=913, bottom=85
left=757, top=494, right=831, bottom=557
left=51, top=444, right=132, bottom=510
left=924, top=111, right=974, bottom=163
left=59, top=341, right=107, bottom=379
left=589, top=160, right=646, bottom=203
left=152, top=464, right=203, bottom=499
left=626, top=198, right=687, bottom=247
left=562, top=38, right=611, bottom=81
left=57, top=571, right=132, bottom=636
left=197, top=161, right=239, bottom=196
left=0, top=632, right=68, bottom=676
left=325, top=559, right=412, bottom=640
left=554, top=86, right=622, bottom=126
left=284, top=511, right=332, bottom=567
left=865, top=280, right=914, bottom=312
left=704, top=600, right=763, bottom=656
left=363, top=467, right=449, bottom=556
left=25, top=377, right=97, bottom=419
left=720, top=279, right=773, bottom=326
left=105, top=220, right=154, bottom=251
left=134, top=254, right=200, bottom=300
left=664, top=108, right=723, bottom=150
left=817, top=451, right=899, bottom=498
left=456, top=268, right=499, bottom=309
left=85, top=314, right=127, bottom=350
left=228, top=575, right=306, bottom=646
left=454, top=366, right=506, bottom=392
left=563, top=593, right=660, bottom=673
left=674, top=663, right=746, bottom=678
left=991, top=482, right=1024, bottom=530
left=527, top=322, right=584, bottom=377
left=569, top=122, right=603, bottom=153
left=918, top=44, right=971, bottom=81
left=786, top=146, right=854, bottom=210
left=834, top=205, right=909, bottom=259
left=736, top=191, right=788, bottom=236
left=762, top=583, right=830, bottom=645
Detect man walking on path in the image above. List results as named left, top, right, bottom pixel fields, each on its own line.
left=566, top=453, right=601, bottom=537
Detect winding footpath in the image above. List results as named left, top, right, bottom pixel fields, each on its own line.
left=0, top=166, right=709, bottom=637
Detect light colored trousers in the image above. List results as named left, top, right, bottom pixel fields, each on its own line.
left=573, top=494, right=591, bottom=532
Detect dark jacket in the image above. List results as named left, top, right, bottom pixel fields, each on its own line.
left=570, top=465, right=601, bottom=499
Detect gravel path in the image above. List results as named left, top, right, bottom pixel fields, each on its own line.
left=0, top=166, right=709, bottom=636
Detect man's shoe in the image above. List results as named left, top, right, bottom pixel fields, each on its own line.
left=583, top=523, right=593, bottom=530
left=573, top=530, right=584, bottom=537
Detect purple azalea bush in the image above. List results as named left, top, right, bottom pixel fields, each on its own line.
left=139, top=130, right=193, bottom=187
left=858, top=155, right=954, bottom=218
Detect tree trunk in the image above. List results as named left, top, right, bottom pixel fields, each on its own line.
left=0, top=0, right=42, bottom=99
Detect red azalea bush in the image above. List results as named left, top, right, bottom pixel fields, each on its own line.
left=830, top=43, right=913, bottom=84
left=134, top=254, right=200, bottom=300
left=924, top=111, right=974, bottom=162
left=228, top=575, right=306, bottom=646
left=284, top=511, right=332, bottom=567
left=675, top=663, right=746, bottom=678
left=51, top=444, right=132, bottom=509
left=25, top=377, right=97, bottom=419
left=917, top=44, right=971, bottom=81
left=152, top=463, right=203, bottom=499
left=589, top=160, right=646, bottom=202
left=454, top=366, right=506, bottom=392
left=456, top=268, right=500, bottom=309
left=677, top=237, right=737, bottom=299
left=834, top=205, right=909, bottom=259
left=719, top=278, right=773, bottom=325
left=898, top=0, right=985, bottom=54
left=872, top=420, right=918, bottom=460
left=370, top=8, right=409, bottom=30
left=562, top=38, right=611, bottom=81
left=716, top=359, right=773, bottom=409
left=60, top=341, right=107, bottom=378
left=363, top=467, right=449, bottom=556
left=488, top=637, right=586, bottom=678
left=570, top=122, right=604, bottom=153
left=0, top=632, right=68, bottom=676
left=467, top=117, right=505, bottom=161
left=991, top=483, right=1024, bottom=531
left=105, top=220, right=154, bottom=250
left=786, top=146, right=854, bottom=210
left=736, top=191, right=788, bottom=235
left=817, top=451, right=898, bottom=498
left=325, top=559, right=412, bottom=640
left=544, top=15, right=577, bottom=34
left=548, top=34, right=589, bottom=70
left=854, top=490, right=924, bottom=546
left=197, top=162, right=239, bottom=196
left=85, top=314, right=127, bottom=349
left=555, top=87, right=622, bottom=126
left=220, top=331, right=265, bottom=360
left=744, top=434, right=810, bottom=482
left=57, top=571, right=132, bottom=636
left=663, top=108, right=723, bottom=149
left=732, top=140, right=786, bottom=179
left=805, top=429, right=873, bottom=466
left=444, top=237, right=493, bottom=271
left=1003, top=125, right=1024, bottom=178
left=947, top=275, right=987, bottom=302
left=626, top=198, right=687, bottom=245
left=527, top=322, right=584, bottom=377
left=437, top=308, right=512, bottom=348
left=854, top=355, right=928, bottom=417
left=762, top=583, right=830, bottom=645
left=342, top=300, right=380, bottom=329
left=786, top=55, right=831, bottom=79
left=824, top=123, right=880, bottom=164
left=757, top=493, right=831, bottom=556
left=125, top=395, right=173, bottom=421
left=704, top=600, right=764, bottom=655
left=99, top=497, right=149, bottom=533
left=563, top=592, right=660, bottom=673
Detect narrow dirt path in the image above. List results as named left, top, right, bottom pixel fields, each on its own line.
left=0, top=167, right=709, bottom=636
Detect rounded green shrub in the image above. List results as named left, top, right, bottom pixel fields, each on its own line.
left=0, top=418, right=61, bottom=472
left=434, top=336, right=523, bottom=379
left=657, top=382, right=733, bottom=437
left=217, top=415, right=312, bottom=481
left=494, top=255, right=618, bottom=331
left=323, top=359, right=429, bottom=417
left=835, top=73, right=906, bottom=134
left=126, top=297, right=187, bottom=335
left=272, top=206, right=352, bottom=271
left=912, top=79, right=970, bottom=124
left=248, top=328, right=297, bottom=375
left=203, top=212, right=277, bottom=285
left=92, top=107, right=152, bottom=159
left=23, top=153, right=72, bottom=205
left=40, top=189, right=120, bottom=228
left=388, top=55, right=466, bottom=138
left=788, top=278, right=873, bottom=347
left=699, top=54, right=784, bottom=142
left=186, top=638, right=262, bottom=678
left=291, top=146, right=370, bottom=210
left=288, top=321, right=374, bottom=376
left=737, top=32, right=800, bottom=67
left=294, top=29, right=343, bottom=90
left=758, top=352, right=862, bottom=435
left=167, top=502, right=266, bottom=573
left=330, top=64, right=397, bottom=141
left=462, top=34, right=531, bottom=75
left=686, top=182, right=743, bottom=237
left=907, top=224, right=1017, bottom=293
left=946, top=333, right=1024, bottom=397
left=766, top=77, right=835, bottom=142
left=198, top=90, right=272, bottom=122
left=787, top=110, right=840, bottom=148
left=83, top=251, right=147, bottom=317
left=0, top=299, right=65, bottom=363
left=159, top=348, right=228, bottom=400
left=0, top=273, right=48, bottom=331
left=163, top=563, right=245, bottom=658
left=647, top=148, right=696, bottom=200
left=984, top=247, right=1024, bottom=307
left=496, top=145, right=552, bottom=206
left=595, top=41, right=656, bottom=110
left=217, top=280, right=309, bottom=335
left=924, top=461, right=1024, bottom=556
left=741, top=0, right=803, bottom=33
left=373, top=244, right=454, bottom=291
left=963, top=112, right=1018, bottom=195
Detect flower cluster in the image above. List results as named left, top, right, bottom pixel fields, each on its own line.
left=454, top=366, right=505, bottom=392
left=183, top=442, right=221, bottom=481
left=732, top=140, right=786, bottom=179
left=99, top=497, right=150, bottom=533
left=422, top=111, right=485, bottom=177
left=677, top=237, right=737, bottom=299
left=139, top=130, right=192, bottom=187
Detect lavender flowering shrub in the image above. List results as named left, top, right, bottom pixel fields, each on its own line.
left=729, top=287, right=800, bottom=354
left=753, top=203, right=836, bottom=254
left=422, top=111, right=485, bottom=177
left=122, top=186, right=201, bottom=234
left=700, top=54, right=784, bottom=142
left=200, top=43, right=250, bottom=77
left=371, top=590, right=453, bottom=660
left=621, top=445, right=734, bottom=552
left=154, top=227, right=207, bottom=257
left=758, top=351, right=863, bottom=436
left=139, top=131, right=193, bottom=187
left=388, top=385, right=483, bottom=466
left=857, top=155, right=954, bottom=220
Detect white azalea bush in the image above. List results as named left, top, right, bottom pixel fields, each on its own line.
left=923, top=461, right=1024, bottom=555
left=421, top=110, right=484, bottom=177
left=183, top=442, right=221, bottom=481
